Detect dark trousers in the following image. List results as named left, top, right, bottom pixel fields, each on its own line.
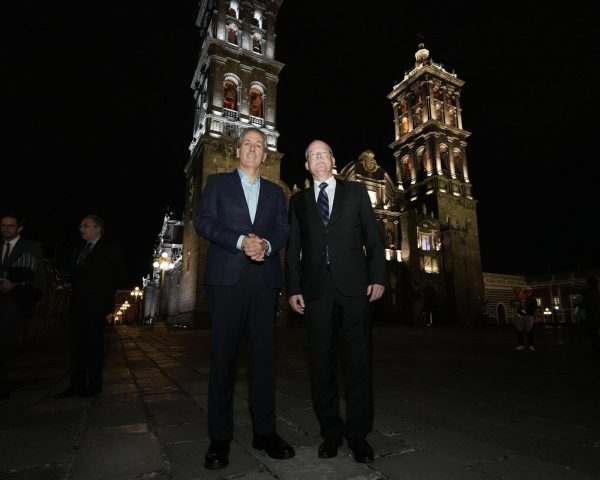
left=68, top=310, right=105, bottom=391
left=0, top=295, right=18, bottom=396
left=305, top=271, right=373, bottom=444
left=207, top=263, right=279, bottom=442
left=586, top=322, right=600, bottom=356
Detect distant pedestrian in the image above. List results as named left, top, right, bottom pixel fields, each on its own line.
left=514, top=287, right=537, bottom=351
left=54, top=215, right=125, bottom=399
left=580, top=276, right=600, bottom=359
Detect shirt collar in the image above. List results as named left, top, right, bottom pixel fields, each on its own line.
left=237, top=168, right=261, bottom=185
left=313, top=176, right=336, bottom=192
left=5, top=235, right=20, bottom=247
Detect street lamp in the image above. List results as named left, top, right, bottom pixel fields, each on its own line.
left=153, top=252, right=175, bottom=288
left=152, top=252, right=174, bottom=321
left=130, top=286, right=143, bottom=324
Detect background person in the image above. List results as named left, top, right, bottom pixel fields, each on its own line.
left=54, top=214, right=125, bottom=398
left=580, top=276, right=600, bottom=359
left=514, top=286, right=537, bottom=351
left=0, top=214, right=46, bottom=343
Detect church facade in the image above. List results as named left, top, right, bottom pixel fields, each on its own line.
left=151, top=0, right=485, bottom=327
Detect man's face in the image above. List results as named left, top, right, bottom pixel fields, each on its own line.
left=305, top=140, right=335, bottom=179
left=0, top=216, right=22, bottom=242
left=237, top=131, right=266, bottom=171
left=78, top=218, right=101, bottom=242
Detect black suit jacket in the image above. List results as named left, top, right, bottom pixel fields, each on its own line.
left=68, top=236, right=125, bottom=316
left=1, top=237, right=46, bottom=316
left=286, top=179, right=385, bottom=299
left=194, top=170, right=289, bottom=288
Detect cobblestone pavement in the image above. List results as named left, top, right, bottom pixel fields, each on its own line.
left=1, top=321, right=599, bottom=479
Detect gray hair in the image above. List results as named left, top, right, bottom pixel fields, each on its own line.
left=238, top=127, right=266, bottom=147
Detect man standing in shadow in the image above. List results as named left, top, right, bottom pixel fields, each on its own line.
left=54, top=214, right=125, bottom=398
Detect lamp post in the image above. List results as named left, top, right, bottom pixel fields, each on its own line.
left=130, top=286, right=143, bottom=325
left=152, top=252, right=174, bottom=322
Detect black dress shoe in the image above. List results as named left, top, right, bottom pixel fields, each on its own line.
left=349, top=440, right=374, bottom=463
left=53, top=386, right=80, bottom=399
left=252, top=432, right=295, bottom=459
left=204, top=442, right=230, bottom=470
left=318, top=437, right=342, bottom=458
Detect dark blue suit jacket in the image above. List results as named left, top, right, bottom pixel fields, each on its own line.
left=194, top=170, right=289, bottom=288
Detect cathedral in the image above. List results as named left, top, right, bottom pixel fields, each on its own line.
left=147, top=0, right=485, bottom=327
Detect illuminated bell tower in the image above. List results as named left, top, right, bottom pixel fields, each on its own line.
left=177, top=0, right=286, bottom=326
left=388, top=44, right=484, bottom=324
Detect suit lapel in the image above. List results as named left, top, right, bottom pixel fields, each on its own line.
left=4, top=238, right=23, bottom=267
left=328, top=180, right=345, bottom=225
left=230, top=171, right=253, bottom=225
left=254, top=178, right=268, bottom=225
left=302, top=187, right=323, bottom=226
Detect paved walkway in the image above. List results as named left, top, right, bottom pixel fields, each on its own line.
left=1, top=321, right=599, bottom=480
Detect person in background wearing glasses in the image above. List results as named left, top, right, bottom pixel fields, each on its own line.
left=0, top=214, right=46, bottom=342
left=54, top=214, right=125, bottom=399
left=194, top=127, right=294, bottom=470
left=0, top=213, right=46, bottom=398
left=286, top=139, right=386, bottom=464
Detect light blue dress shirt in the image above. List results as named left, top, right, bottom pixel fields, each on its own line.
left=236, top=169, right=271, bottom=255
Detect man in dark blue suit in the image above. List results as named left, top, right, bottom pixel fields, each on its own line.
left=286, top=139, right=385, bottom=464
left=195, top=127, right=294, bottom=470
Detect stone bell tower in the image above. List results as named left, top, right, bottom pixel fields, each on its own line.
left=388, top=44, right=484, bottom=324
left=175, top=0, right=287, bottom=326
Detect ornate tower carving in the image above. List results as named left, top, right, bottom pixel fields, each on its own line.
left=176, top=0, right=286, bottom=326
left=388, top=44, right=484, bottom=323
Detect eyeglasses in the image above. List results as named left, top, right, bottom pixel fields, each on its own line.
left=0, top=224, right=18, bottom=228
left=308, top=150, right=331, bottom=160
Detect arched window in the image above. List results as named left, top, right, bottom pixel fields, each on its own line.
left=249, top=85, right=264, bottom=118
left=223, top=79, right=238, bottom=111
left=415, top=147, right=427, bottom=181
left=401, top=116, right=409, bottom=134
left=227, top=23, right=238, bottom=45
left=434, top=101, right=442, bottom=121
left=227, top=1, right=239, bottom=18
left=401, top=156, right=412, bottom=184
left=439, top=144, right=450, bottom=173
left=413, top=107, right=423, bottom=127
left=452, top=149, right=463, bottom=178
left=252, top=33, right=263, bottom=53
left=252, top=9, right=263, bottom=28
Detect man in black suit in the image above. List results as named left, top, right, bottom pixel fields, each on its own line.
left=194, top=127, right=294, bottom=470
left=286, top=139, right=385, bottom=464
left=54, top=214, right=125, bottom=398
left=0, top=214, right=46, bottom=343
left=1, top=213, right=46, bottom=399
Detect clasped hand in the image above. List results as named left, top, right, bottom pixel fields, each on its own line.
left=242, top=233, right=267, bottom=262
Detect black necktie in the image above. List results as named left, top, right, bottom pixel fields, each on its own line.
left=2, top=242, right=10, bottom=265
left=317, top=182, right=330, bottom=225
left=77, top=242, right=92, bottom=265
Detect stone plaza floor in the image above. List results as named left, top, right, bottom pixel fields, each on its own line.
left=1, top=320, right=599, bottom=479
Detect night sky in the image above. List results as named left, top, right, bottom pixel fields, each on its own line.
left=4, top=1, right=598, bottom=287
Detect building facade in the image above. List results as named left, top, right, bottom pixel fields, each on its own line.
left=152, top=1, right=534, bottom=327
